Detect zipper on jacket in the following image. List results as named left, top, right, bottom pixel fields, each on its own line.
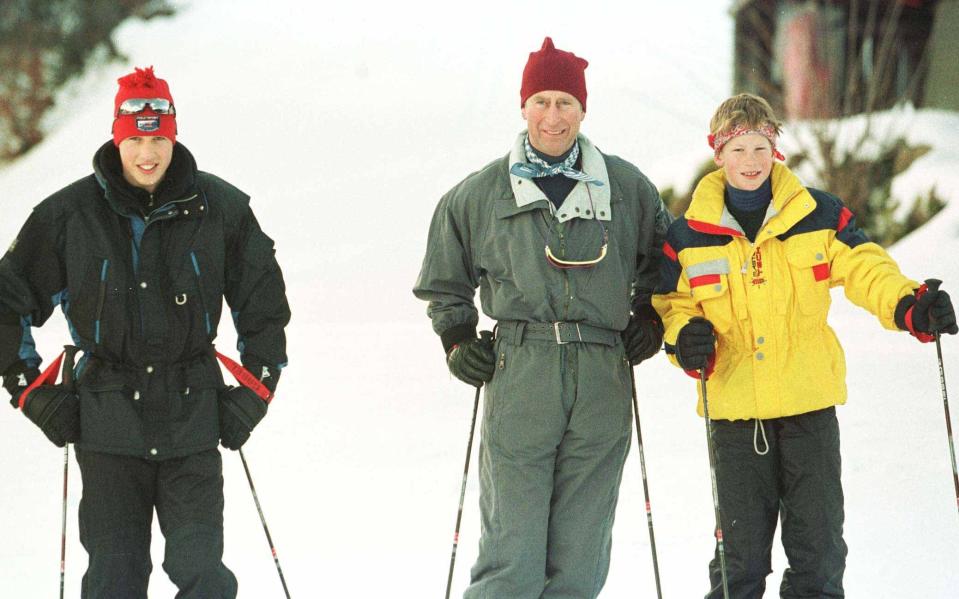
left=130, top=192, right=200, bottom=341
left=190, top=251, right=213, bottom=337
left=752, top=188, right=805, bottom=245
left=94, top=259, right=110, bottom=345
left=142, top=193, right=199, bottom=228
left=558, top=227, right=572, bottom=319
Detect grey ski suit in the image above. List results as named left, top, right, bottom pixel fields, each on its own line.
left=414, top=132, right=670, bottom=598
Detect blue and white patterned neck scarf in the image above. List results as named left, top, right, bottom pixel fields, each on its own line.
left=509, top=137, right=604, bottom=186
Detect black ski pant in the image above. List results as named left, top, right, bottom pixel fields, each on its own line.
left=75, top=447, right=238, bottom=599
left=705, top=407, right=847, bottom=599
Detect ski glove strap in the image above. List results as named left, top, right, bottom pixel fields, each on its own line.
left=215, top=351, right=274, bottom=403
left=896, top=279, right=959, bottom=341
left=18, top=350, right=66, bottom=410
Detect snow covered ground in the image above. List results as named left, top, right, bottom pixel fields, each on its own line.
left=1, top=1, right=957, bottom=597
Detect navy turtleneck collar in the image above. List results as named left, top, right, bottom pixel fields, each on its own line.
left=725, top=176, right=772, bottom=212
left=528, top=142, right=580, bottom=210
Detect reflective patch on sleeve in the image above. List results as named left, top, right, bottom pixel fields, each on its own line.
left=686, top=258, right=730, bottom=279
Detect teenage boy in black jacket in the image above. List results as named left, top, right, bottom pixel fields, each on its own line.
left=0, top=66, right=290, bottom=598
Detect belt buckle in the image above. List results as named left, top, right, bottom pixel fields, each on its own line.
left=553, top=322, right=583, bottom=344
left=553, top=322, right=568, bottom=345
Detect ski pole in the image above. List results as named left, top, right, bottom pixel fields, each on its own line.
left=701, top=368, right=729, bottom=599
left=935, top=333, right=959, bottom=517
left=239, top=448, right=291, bottom=598
left=445, top=385, right=481, bottom=599
left=58, top=345, right=77, bottom=599
left=629, top=367, right=662, bottom=598
left=59, top=444, right=69, bottom=599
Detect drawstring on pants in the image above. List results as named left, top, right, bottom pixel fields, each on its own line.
left=753, top=418, right=769, bottom=455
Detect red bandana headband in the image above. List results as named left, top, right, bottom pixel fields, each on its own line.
left=708, top=124, right=785, bottom=161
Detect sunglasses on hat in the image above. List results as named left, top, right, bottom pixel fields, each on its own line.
left=116, top=98, right=175, bottom=116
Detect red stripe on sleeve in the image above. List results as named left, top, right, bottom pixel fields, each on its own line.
left=663, top=242, right=677, bottom=262
left=689, top=274, right=721, bottom=288
left=837, top=207, right=853, bottom=231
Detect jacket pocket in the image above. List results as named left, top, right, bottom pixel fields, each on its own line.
left=484, top=337, right=506, bottom=438
left=687, top=258, right=735, bottom=333
left=786, top=247, right=831, bottom=315
left=78, top=372, right=142, bottom=451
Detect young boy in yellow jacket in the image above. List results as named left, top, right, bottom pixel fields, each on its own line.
left=652, top=93, right=957, bottom=598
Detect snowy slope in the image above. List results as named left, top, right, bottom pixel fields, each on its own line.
left=1, top=1, right=957, bottom=597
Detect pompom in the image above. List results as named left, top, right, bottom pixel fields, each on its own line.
left=117, top=66, right=159, bottom=89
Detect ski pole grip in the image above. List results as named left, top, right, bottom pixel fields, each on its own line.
left=479, top=330, right=494, bottom=347
left=18, top=350, right=66, bottom=410
left=61, top=345, right=79, bottom=392
left=215, top=351, right=274, bottom=403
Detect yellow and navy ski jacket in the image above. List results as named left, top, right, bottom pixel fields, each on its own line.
left=652, top=163, right=918, bottom=421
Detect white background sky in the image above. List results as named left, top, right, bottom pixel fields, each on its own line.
left=1, top=1, right=958, bottom=597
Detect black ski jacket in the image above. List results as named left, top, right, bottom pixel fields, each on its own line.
left=0, top=141, right=290, bottom=459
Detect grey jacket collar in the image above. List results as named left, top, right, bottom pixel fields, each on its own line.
left=508, top=131, right=612, bottom=223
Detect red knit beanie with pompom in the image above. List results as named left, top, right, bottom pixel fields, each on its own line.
left=112, top=66, right=176, bottom=146
left=520, top=37, right=588, bottom=111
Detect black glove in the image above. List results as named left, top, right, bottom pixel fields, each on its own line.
left=219, top=386, right=268, bottom=450
left=20, top=386, right=81, bottom=448
left=3, top=364, right=40, bottom=409
left=676, top=317, right=716, bottom=371
left=446, top=330, right=495, bottom=387
left=623, top=304, right=664, bottom=366
left=900, top=279, right=959, bottom=336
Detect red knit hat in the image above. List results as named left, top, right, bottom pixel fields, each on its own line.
left=520, top=37, right=588, bottom=111
left=112, top=66, right=176, bottom=146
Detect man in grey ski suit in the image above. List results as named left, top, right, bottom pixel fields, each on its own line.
left=414, top=37, right=671, bottom=598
